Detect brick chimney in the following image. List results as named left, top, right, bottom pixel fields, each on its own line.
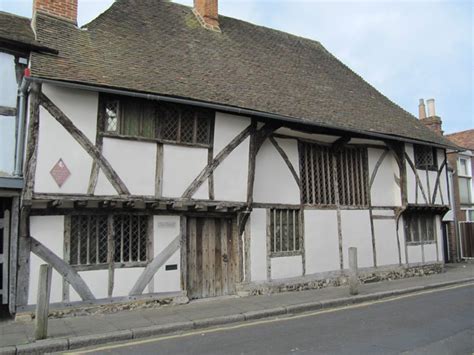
left=33, top=0, right=78, bottom=24
left=419, top=98, right=443, bottom=135
left=193, top=0, right=220, bottom=32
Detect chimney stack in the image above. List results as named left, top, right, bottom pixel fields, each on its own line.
left=418, top=98, right=443, bottom=136
left=427, top=98, right=436, bottom=117
left=33, top=0, right=78, bottom=24
left=418, top=99, right=426, bottom=119
left=193, top=0, right=220, bottom=32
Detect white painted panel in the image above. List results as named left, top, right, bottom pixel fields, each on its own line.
left=113, top=268, right=145, bottom=297
left=374, top=219, right=399, bottom=266
left=304, top=210, right=340, bottom=274
left=0, top=116, right=15, bottom=175
left=254, top=139, right=299, bottom=204
left=162, top=144, right=208, bottom=199
left=250, top=209, right=267, bottom=282
left=153, top=216, right=181, bottom=293
left=35, top=85, right=98, bottom=194
left=407, top=245, right=422, bottom=263
left=271, top=255, right=302, bottom=279
left=368, top=148, right=401, bottom=207
left=438, top=149, right=449, bottom=206
left=428, top=170, right=438, bottom=204
left=398, top=216, right=407, bottom=264
left=341, top=210, right=373, bottom=268
left=70, top=270, right=109, bottom=302
left=95, top=138, right=156, bottom=196
left=213, top=113, right=251, bottom=202
left=424, top=244, right=438, bottom=262
left=371, top=209, right=395, bottom=217
left=405, top=144, right=417, bottom=204
left=0, top=52, right=18, bottom=107
left=28, top=216, right=64, bottom=305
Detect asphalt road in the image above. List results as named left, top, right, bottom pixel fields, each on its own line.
left=71, top=284, right=474, bottom=355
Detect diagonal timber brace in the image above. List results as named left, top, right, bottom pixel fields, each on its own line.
left=39, top=93, right=130, bottom=196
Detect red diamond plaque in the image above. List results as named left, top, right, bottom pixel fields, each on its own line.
left=50, top=159, right=71, bottom=187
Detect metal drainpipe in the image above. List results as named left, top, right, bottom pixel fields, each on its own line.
left=13, top=77, right=30, bottom=177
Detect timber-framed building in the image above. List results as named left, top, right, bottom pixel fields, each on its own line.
left=0, top=0, right=458, bottom=315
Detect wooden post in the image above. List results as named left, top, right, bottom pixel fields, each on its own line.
left=35, top=264, right=52, bottom=340
left=348, top=247, right=358, bottom=296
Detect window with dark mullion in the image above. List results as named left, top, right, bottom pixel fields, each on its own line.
left=269, top=209, right=301, bottom=256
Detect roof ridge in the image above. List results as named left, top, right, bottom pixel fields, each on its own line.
left=445, top=128, right=474, bottom=136
left=0, top=10, right=31, bottom=21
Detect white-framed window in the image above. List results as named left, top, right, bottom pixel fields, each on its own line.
left=466, top=209, right=474, bottom=222
left=458, top=156, right=472, bottom=205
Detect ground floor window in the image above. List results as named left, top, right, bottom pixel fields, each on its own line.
left=69, top=214, right=150, bottom=269
left=269, top=208, right=302, bottom=256
left=404, top=213, right=437, bottom=244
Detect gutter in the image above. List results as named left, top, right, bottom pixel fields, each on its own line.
left=27, top=76, right=457, bottom=150
left=13, top=77, right=30, bottom=177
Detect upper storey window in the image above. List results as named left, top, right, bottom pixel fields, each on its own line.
left=414, top=145, right=437, bottom=170
left=101, top=95, right=213, bottom=147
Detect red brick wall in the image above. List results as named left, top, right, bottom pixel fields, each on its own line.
left=194, top=0, right=219, bottom=30
left=33, top=0, right=77, bottom=23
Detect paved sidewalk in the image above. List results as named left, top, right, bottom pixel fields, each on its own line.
left=1, top=263, right=473, bottom=353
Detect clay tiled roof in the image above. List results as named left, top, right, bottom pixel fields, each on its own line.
left=30, top=0, right=455, bottom=147
left=0, top=11, right=35, bottom=47
left=0, top=11, right=57, bottom=53
left=446, top=129, right=474, bottom=151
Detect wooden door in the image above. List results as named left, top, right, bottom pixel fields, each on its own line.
left=186, top=217, right=240, bottom=299
left=460, top=222, right=474, bottom=258
left=0, top=209, right=9, bottom=305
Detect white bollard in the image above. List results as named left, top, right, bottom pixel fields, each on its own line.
left=348, top=247, right=359, bottom=296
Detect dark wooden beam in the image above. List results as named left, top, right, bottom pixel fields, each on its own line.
left=369, top=148, right=389, bottom=188
left=0, top=106, right=16, bottom=116
left=182, top=124, right=253, bottom=199
left=269, top=136, right=300, bottom=188
left=331, top=136, right=351, bottom=151
left=39, top=93, right=130, bottom=196
left=22, top=83, right=41, bottom=203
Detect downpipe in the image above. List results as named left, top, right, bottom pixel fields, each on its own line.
left=13, top=77, right=31, bottom=177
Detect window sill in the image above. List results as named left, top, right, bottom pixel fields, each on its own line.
left=71, top=261, right=149, bottom=271
left=269, top=251, right=303, bottom=258
left=101, top=132, right=211, bottom=148
left=405, top=241, right=436, bottom=246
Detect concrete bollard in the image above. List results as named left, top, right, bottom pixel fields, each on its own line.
left=348, top=247, right=359, bottom=295
left=35, top=264, right=52, bottom=340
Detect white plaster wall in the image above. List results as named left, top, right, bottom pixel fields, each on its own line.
left=70, top=270, right=109, bottom=302
left=437, top=149, right=449, bottom=206
left=304, top=210, right=340, bottom=274
left=254, top=138, right=300, bottom=204
left=368, top=148, right=401, bottom=206
left=28, top=216, right=64, bottom=305
left=0, top=52, right=18, bottom=107
left=152, top=215, right=181, bottom=293
left=372, top=209, right=395, bottom=217
left=373, top=219, right=399, bottom=266
left=113, top=268, right=145, bottom=297
left=405, top=144, right=417, bottom=204
left=35, top=84, right=97, bottom=194
left=213, top=112, right=250, bottom=202
left=161, top=144, right=208, bottom=199
left=95, top=138, right=156, bottom=196
left=271, top=256, right=302, bottom=279
left=424, top=244, right=438, bottom=262
left=0, top=115, right=15, bottom=175
left=341, top=210, right=373, bottom=268
left=250, top=209, right=267, bottom=282
left=407, top=245, right=422, bottom=264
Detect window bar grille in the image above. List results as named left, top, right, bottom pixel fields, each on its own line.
left=137, top=216, right=141, bottom=262
left=273, top=209, right=277, bottom=253
left=86, top=217, right=90, bottom=265
left=120, top=218, right=124, bottom=263
left=279, top=210, right=283, bottom=252
left=309, top=146, right=315, bottom=204
left=193, top=115, right=198, bottom=144
left=293, top=210, right=296, bottom=251
left=129, top=215, right=133, bottom=263
left=77, top=223, right=81, bottom=265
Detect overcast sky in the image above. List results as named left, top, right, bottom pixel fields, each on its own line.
left=1, top=0, right=472, bottom=134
